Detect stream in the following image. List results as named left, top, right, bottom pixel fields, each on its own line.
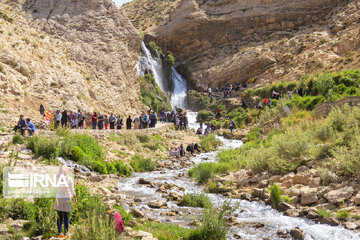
left=117, top=113, right=360, bottom=239
left=119, top=43, right=360, bottom=239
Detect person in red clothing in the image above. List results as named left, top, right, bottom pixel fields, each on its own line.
left=107, top=209, right=124, bottom=234
left=263, top=98, right=268, bottom=104
left=216, top=108, right=221, bottom=118
left=91, top=112, right=97, bottom=129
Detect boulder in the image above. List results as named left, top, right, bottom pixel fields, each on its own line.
left=277, top=202, right=294, bottom=211
left=10, top=219, right=29, bottom=230
left=287, top=186, right=301, bottom=197
left=290, top=228, right=305, bottom=240
left=148, top=200, right=167, bottom=209
left=0, top=224, right=9, bottom=235
left=354, top=192, right=360, bottom=205
left=300, top=187, right=318, bottom=205
left=131, top=209, right=145, bottom=218
left=324, top=186, right=354, bottom=204
left=98, top=187, right=112, bottom=196
left=345, top=222, right=357, bottom=230
left=139, top=178, right=152, bottom=185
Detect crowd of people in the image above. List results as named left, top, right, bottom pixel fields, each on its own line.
left=169, top=143, right=201, bottom=158
left=14, top=115, right=36, bottom=136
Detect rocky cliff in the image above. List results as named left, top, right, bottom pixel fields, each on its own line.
left=124, top=0, right=360, bottom=90
left=0, top=0, right=142, bottom=127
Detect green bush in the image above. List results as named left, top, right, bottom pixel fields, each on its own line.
left=130, top=154, right=155, bottom=172
left=317, top=208, right=333, bottom=218
left=178, top=193, right=213, bottom=209
left=140, top=74, right=171, bottom=112
left=200, top=134, right=219, bottom=152
left=185, top=202, right=236, bottom=240
left=12, top=134, right=24, bottom=144
left=189, top=163, right=215, bottom=184
left=113, top=160, right=132, bottom=177
left=269, top=183, right=282, bottom=208
left=197, top=110, right=214, bottom=123
left=337, top=210, right=350, bottom=220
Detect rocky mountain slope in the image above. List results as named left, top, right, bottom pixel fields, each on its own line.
left=124, top=0, right=360, bottom=90
left=0, top=0, right=142, bottom=127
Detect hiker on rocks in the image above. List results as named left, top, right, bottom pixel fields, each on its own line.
left=40, top=104, right=45, bottom=116
left=288, top=90, right=293, bottom=100
left=91, top=112, right=97, bottom=129
left=215, top=86, right=219, bottom=92
left=126, top=116, right=132, bottom=130
left=97, top=112, right=104, bottom=130
left=174, top=147, right=180, bottom=158
left=150, top=112, right=157, bottom=128
left=61, top=110, right=68, bottom=128
left=54, top=165, right=77, bottom=238
left=194, top=143, right=201, bottom=153
left=179, top=144, right=186, bottom=157
left=210, top=95, right=214, bottom=103
left=15, top=115, right=27, bottom=136
left=211, top=123, right=216, bottom=132
left=26, top=118, right=35, bottom=136
left=196, top=127, right=203, bottom=135
left=139, top=114, right=144, bottom=129
left=204, top=126, right=210, bottom=136
left=134, top=116, right=140, bottom=129
left=104, top=115, right=109, bottom=130
left=116, top=115, right=123, bottom=130
left=208, top=87, right=212, bottom=96
left=109, top=113, right=116, bottom=129
left=229, top=119, right=236, bottom=133
left=169, top=147, right=176, bottom=157
left=106, top=209, right=124, bottom=234
left=78, top=111, right=85, bottom=129
left=71, top=115, right=78, bottom=129
left=186, top=144, right=194, bottom=156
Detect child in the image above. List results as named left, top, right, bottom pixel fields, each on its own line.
left=104, top=115, right=109, bottom=130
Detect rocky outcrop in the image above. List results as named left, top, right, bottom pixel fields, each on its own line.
left=0, top=0, right=142, bottom=126
left=125, top=0, right=360, bottom=91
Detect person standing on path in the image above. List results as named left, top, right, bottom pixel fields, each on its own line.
left=116, top=115, right=123, bottom=130
left=133, top=116, right=140, bottom=129
left=109, top=113, right=116, bottom=129
left=126, top=116, right=132, bottom=130
left=104, top=115, right=109, bottom=130
left=54, top=165, right=77, bottom=238
left=97, top=112, right=104, bottom=130
left=56, top=110, right=62, bottom=129
left=78, top=111, right=85, bottom=129
left=91, top=112, right=97, bottom=130
left=40, top=104, right=45, bottom=116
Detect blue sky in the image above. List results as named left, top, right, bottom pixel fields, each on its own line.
left=113, top=0, right=132, bottom=6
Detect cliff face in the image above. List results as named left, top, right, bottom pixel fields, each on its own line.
left=0, top=0, right=142, bottom=126
left=125, top=0, right=360, bottom=90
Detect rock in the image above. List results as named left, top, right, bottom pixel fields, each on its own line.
left=290, top=228, right=305, bottom=240
left=277, top=202, right=294, bottom=211
left=290, top=196, right=299, bottom=204
left=324, top=187, right=354, bottom=204
left=89, top=175, right=106, bottom=182
left=236, top=178, right=249, bottom=187
left=234, top=169, right=248, bottom=179
left=320, top=217, right=340, bottom=226
left=307, top=210, right=318, bottom=219
left=293, top=171, right=313, bottom=185
left=98, top=187, right=112, bottom=196
left=285, top=209, right=300, bottom=217
left=309, top=177, right=321, bottom=188
left=10, top=219, right=29, bottom=229
left=139, top=178, right=152, bottom=185
left=354, top=192, right=360, bottom=205
left=0, top=224, right=9, bottom=235
left=277, top=229, right=289, bottom=238
left=287, top=186, right=301, bottom=197
left=318, top=203, right=336, bottom=210
left=131, top=209, right=145, bottom=218
left=21, top=238, right=31, bottom=240
left=345, top=222, right=357, bottom=230
left=168, top=191, right=182, bottom=201
left=296, top=165, right=309, bottom=172
left=148, top=200, right=167, bottom=209
left=300, top=187, right=318, bottom=205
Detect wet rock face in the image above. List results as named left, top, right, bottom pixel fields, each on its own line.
left=0, top=0, right=142, bottom=122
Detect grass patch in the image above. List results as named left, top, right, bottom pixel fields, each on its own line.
left=130, top=154, right=155, bottom=172
left=337, top=210, right=350, bottom=220
left=133, top=222, right=193, bottom=240
left=12, top=134, right=24, bottom=144
left=200, top=134, right=220, bottom=152
left=317, top=208, right=333, bottom=218
left=178, top=193, right=213, bottom=209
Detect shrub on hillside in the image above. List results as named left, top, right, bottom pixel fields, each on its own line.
left=178, top=193, right=213, bottom=209
left=200, top=134, right=219, bottom=152
left=197, top=110, right=214, bottom=123
left=130, top=154, right=155, bottom=172
left=12, top=134, right=24, bottom=144
left=269, top=183, right=282, bottom=208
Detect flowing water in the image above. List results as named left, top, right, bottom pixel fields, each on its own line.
left=119, top=44, right=360, bottom=239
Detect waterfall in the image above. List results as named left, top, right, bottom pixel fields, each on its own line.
left=170, top=66, right=188, bottom=108
left=136, top=42, right=167, bottom=92
left=136, top=41, right=188, bottom=109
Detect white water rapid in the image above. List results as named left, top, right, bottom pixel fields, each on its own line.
left=170, top=66, right=188, bottom=108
